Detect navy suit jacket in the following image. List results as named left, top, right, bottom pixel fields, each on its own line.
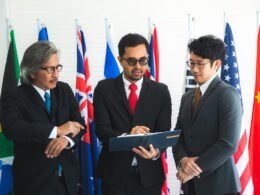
left=173, top=76, right=242, bottom=195
left=94, top=74, right=172, bottom=187
left=1, top=82, right=86, bottom=195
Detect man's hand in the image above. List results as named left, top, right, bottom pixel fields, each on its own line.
left=176, top=168, right=194, bottom=183
left=180, top=157, right=202, bottom=176
left=45, top=137, right=69, bottom=158
left=132, top=144, right=159, bottom=159
left=130, top=126, right=150, bottom=135
left=57, top=121, right=84, bottom=137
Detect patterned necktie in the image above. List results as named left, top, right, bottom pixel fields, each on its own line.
left=129, top=83, right=138, bottom=114
left=192, top=87, right=202, bottom=114
left=44, top=92, right=51, bottom=113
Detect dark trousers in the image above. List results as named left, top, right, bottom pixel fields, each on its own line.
left=57, top=175, right=68, bottom=195
left=102, top=166, right=162, bottom=195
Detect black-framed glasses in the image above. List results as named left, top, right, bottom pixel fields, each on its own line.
left=121, top=57, right=149, bottom=67
left=40, top=64, right=63, bottom=74
left=186, top=60, right=210, bottom=69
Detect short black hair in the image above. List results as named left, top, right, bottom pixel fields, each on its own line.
left=188, top=35, right=226, bottom=62
left=118, top=33, right=149, bottom=57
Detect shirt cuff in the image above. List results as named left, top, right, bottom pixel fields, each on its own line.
left=62, top=136, right=75, bottom=148
left=152, top=148, right=160, bottom=161
left=49, top=126, right=57, bottom=138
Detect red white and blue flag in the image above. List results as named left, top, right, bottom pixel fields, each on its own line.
left=104, top=20, right=120, bottom=79
left=221, top=22, right=253, bottom=195
left=147, top=22, right=169, bottom=195
left=146, top=23, right=159, bottom=81
left=76, top=24, right=101, bottom=195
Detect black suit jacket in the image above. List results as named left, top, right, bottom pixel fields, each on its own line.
left=0, top=82, right=86, bottom=195
left=173, top=76, right=242, bottom=195
left=93, top=74, right=172, bottom=188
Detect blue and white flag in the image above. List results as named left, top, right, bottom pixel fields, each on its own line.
left=104, top=20, right=120, bottom=79
left=38, top=22, right=49, bottom=41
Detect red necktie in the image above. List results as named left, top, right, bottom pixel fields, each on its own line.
left=129, top=83, right=138, bottom=114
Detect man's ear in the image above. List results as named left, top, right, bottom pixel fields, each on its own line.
left=30, top=73, right=35, bottom=79
left=214, top=59, right=222, bottom=70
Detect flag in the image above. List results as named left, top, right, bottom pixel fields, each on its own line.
left=146, top=24, right=159, bottom=81
left=184, top=68, right=196, bottom=92
left=38, top=22, right=49, bottom=41
left=0, top=28, right=20, bottom=195
left=184, top=15, right=197, bottom=93
left=249, top=25, right=260, bottom=195
left=104, top=20, right=120, bottom=79
left=221, top=22, right=253, bottom=195
left=146, top=22, right=169, bottom=195
left=76, top=24, right=101, bottom=195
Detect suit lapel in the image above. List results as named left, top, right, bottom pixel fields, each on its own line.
left=23, top=84, right=46, bottom=111
left=192, top=76, right=222, bottom=121
left=115, top=74, right=131, bottom=114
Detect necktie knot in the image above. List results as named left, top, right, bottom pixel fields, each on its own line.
left=129, top=83, right=137, bottom=91
left=44, top=92, right=51, bottom=113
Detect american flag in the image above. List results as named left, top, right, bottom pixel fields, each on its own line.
left=76, top=24, right=101, bottom=195
left=220, top=22, right=253, bottom=195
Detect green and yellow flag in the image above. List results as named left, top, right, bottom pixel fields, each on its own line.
left=0, top=28, right=20, bottom=194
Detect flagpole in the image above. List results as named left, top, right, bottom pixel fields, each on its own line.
left=224, top=12, right=228, bottom=37
left=37, top=18, right=41, bottom=32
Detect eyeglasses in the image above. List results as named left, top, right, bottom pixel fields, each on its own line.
left=40, top=64, right=63, bottom=74
left=121, top=57, right=149, bottom=67
left=186, top=61, right=210, bottom=69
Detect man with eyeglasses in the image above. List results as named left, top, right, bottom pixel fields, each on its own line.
left=173, top=35, right=242, bottom=195
left=0, top=41, right=85, bottom=195
left=94, top=33, right=172, bottom=195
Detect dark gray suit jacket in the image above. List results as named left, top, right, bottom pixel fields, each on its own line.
left=173, top=76, right=242, bottom=195
left=1, top=82, right=86, bottom=195
left=94, top=74, right=172, bottom=188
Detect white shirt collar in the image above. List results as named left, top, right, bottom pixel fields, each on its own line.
left=122, top=74, right=143, bottom=97
left=199, top=73, right=217, bottom=96
left=32, top=84, right=50, bottom=101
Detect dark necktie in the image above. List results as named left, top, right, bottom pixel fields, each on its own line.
left=129, top=83, right=138, bottom=114
left=192, top=87, right=202, bottom=114
left=44, top=91, right=63, bottom=175
left=44, top=92, right=51, bottom=113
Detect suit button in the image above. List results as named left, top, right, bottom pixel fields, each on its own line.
left=189, top=135, right=193, bottom=138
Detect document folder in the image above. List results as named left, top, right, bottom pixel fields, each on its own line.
left=109, top=129, right=181, bottom=152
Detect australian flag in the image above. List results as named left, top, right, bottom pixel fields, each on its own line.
left=76, top=24, right=101, bottom=195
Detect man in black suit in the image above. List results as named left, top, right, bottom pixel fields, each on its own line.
left=94, top=33, right=172, bottom=195
left=0, top=41, right=86, bottom=195
left=173, top=35, right=242, bottom=195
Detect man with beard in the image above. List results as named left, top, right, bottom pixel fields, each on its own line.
left=94, top=33, right=172, bottom=195
left=0, top=41, right=86, bottom=195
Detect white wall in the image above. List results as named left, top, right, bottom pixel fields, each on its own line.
left=1, top=0, right=260, bottom=194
